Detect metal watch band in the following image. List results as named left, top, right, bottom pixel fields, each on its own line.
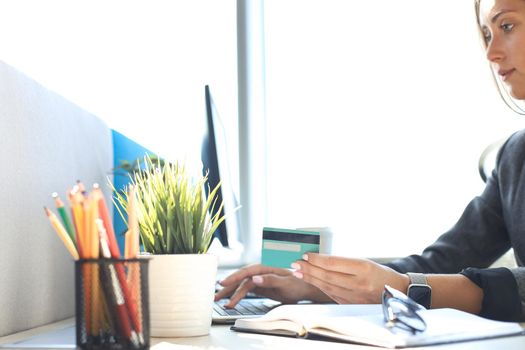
left=406, top=272, right=428, bottom=286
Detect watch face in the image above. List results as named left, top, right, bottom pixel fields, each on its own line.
left=408, top=285, right=432, bottom=308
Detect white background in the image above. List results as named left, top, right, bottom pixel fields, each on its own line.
left=0, top=0, right=522, bottom=259
left=264, top=0, right=523, bottom=257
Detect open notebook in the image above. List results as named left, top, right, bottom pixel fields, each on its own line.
left=231, top=304, right=525, bottom=348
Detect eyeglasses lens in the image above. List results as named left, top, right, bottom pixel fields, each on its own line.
left=386, top=298, right=426, bottom=332
left=382, top=285, right=426, bottom=333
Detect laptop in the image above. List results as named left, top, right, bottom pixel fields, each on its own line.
left=212, top=296, right=281, bottom=324
left=212, top=269, right=281, bottom=324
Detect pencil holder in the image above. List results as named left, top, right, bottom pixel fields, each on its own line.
left=75, top=258, right=150, bottom=350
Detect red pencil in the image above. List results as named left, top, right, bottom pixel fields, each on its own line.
left=97, top=220, right=139, bottom=347
left=93, top=185, right=121, bottom=258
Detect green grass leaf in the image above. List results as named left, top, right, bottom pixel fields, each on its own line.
left=111, top=154, right=227, bottom=254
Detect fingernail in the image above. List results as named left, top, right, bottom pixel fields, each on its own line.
left=252, top=275, right=263, bottom=284
left=302, top=254, right=309, bottom=261
left=290, top=262, right=300, bottom=270
left=293, top=271, right=303, bottom=279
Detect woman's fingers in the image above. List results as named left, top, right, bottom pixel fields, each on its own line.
left=216, top=266, right=295, bottom=307
left=302, top=253, right=368, bottom=274
left=214, top=283, right=237, bottom=301
left=293, top=255, right=359, bottom=296
left=298, top=270, right=359, bottom=303
left=224, top=273, right=292, bottom=306
left=219, top=264, right=289, bottom=287
left=218, top=265, right=261, bottom=287
left=293, top=254, right=394, bottom=304
left=224, top=278, right=256, bottom=308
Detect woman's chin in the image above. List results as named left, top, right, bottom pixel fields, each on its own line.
left=508, top=87, right=525, bottom=101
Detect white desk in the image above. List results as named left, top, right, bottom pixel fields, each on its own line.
left=0, top=319, right=524, bottom=350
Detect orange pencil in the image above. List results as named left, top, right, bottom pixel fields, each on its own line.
left=124, top=230, right=131, bottom=260
left=68, top=186, right=91, bottom=334
left=126, top=186, right=140, bottom=258
left=125, top=185, right=143, bottom=341
left=44, top=207, right=79, bottom=260
left=85, top=194, right=101, bottom=334
left=86, top=193, right=100, bottom=259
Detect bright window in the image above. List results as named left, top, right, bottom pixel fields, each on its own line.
left=263, top=0, right=523, bottom=258
left=0, top=0, right=238, bottom=172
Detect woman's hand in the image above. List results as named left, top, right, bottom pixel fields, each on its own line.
left=292, top=254, right=410, bottom=304
left=215, top=264, right=332, bottom=308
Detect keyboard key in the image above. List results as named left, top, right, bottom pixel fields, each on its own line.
left=225, top=309, right=241, bottom=316
left=213, top=303, right=228, bottom=316
left=214, top=298, right=280, bottom=319
left=233, top=303, right=255, bottom=315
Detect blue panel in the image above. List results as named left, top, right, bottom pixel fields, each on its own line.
left=111, top=129, right=154, bottom=255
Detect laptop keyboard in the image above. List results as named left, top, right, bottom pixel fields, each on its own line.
left=213, top=298, right=274, bottom=316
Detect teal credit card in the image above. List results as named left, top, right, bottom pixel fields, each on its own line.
left=261, top=227, right=320, bottom=268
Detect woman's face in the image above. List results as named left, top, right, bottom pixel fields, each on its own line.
left=479, top=0, right=525, bottom=99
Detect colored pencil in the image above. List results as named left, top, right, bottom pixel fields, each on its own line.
left=45, top=182, right=144, bottom=347
left=69, top=186, right=85, bottom=258
left=126, top=186, right=140, bottom=259
left=44, top=207, right=79, bottom=260
left=52, top=193, right=76, bottom=247
left=93, top=184, right=121, bottom=258
left=94, top=189, right=144, bottom=343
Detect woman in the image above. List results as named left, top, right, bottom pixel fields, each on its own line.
left=216, top=0, right=525, bottom=321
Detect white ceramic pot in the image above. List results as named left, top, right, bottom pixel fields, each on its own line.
left=148, top=253, right=218, bottom=337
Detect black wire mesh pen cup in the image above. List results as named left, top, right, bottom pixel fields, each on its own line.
left=75, top=258, right=150, bottom=350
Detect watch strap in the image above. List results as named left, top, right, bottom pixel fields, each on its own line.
left=406, top=272, right=428, bottom=286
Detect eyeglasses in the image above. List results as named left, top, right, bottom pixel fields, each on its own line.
left=382, top=284, right=427, bottom=334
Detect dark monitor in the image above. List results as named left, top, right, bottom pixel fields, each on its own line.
left=202, top=85, right=240, bottom=248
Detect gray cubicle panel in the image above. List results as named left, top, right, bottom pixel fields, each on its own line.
left=0, top=60, right=113, bottom=336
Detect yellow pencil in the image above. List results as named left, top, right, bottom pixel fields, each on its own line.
left=69, top=186, right=85, bottom=257
left=44, top=207, right=79, bottom=260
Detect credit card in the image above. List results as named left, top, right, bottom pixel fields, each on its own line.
left=261, top=227, right=320, bottom=268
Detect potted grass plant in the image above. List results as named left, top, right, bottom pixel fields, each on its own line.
left=113, top=155, right=225, bottom=337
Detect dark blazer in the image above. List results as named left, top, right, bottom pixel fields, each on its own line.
left=387, top=129, right=525, bottom=321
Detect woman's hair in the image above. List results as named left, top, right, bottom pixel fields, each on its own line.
left=474, top=0, right=525, bottom=114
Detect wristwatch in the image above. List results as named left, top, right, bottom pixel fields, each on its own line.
left=406, top=272, right=432, bottom=309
